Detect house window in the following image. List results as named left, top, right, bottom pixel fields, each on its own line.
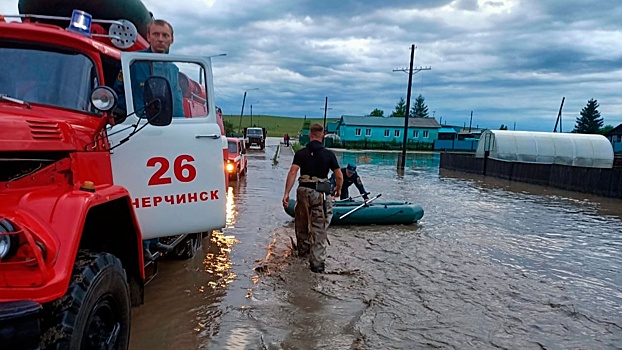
left=355, top=128, right=361, bottom=136
left=384, top=129, right=390, bottom=137
left=423, top=130, right=429, bottom=138
left=365, top=128, right=371, bottom=136
left=413, top=130, right=419, bottom=138
left=394, top=130, right=400, bottom=137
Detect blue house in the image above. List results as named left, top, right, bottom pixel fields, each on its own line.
left=326, top=121, right=340, bottom=134
left=605, top=123, right=622, bottom=153
left=336, top=115, right=441, bottom=144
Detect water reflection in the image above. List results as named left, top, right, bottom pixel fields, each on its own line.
left=226, top=186, right=237, bottom=228
left=332, top=150, right=440, bottom=168
left=202, top=231, right=238, bottom=289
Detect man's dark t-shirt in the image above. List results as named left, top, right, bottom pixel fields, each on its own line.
left=293, top=140, right=339, bottom=178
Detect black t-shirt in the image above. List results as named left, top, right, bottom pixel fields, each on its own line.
left=293, top=140, right=340, bottom=178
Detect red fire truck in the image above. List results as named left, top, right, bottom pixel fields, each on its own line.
left=0, top=1, right=227, bottom=348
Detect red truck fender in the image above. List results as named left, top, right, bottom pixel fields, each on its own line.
left=1, top=185, right=145, bottom=304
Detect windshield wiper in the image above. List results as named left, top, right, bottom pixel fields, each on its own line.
left=0, top=94, right=32, bottom=109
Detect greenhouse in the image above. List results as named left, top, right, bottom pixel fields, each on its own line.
left=475, top=130, right=614, bottom=168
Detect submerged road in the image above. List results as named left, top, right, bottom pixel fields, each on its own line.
left=130, top=137, right=622, bottom=349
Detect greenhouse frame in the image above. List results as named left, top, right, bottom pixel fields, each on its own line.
left=475, top=130, right=614, bottom=168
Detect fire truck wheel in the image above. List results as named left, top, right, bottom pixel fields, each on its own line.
left=41, top=251, right=131, bottom=350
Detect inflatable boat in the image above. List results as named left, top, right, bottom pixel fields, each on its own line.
left=284, top=198, right=424, bottom=225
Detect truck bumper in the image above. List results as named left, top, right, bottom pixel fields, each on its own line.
left=0, top=300, right=42, bottom=350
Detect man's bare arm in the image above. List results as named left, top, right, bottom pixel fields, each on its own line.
left=282, top=164, right=300, bottom=207
left=332, top=168, right=343, bottom=197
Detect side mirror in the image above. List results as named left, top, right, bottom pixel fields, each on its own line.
left=143, top=76, right=173, bottom=126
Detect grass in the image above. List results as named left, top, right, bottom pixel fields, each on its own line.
left=291, top=142, right=303, bottom=152
left=223, top=115, right=338, bottom=137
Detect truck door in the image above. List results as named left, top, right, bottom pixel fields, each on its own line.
left=108, top=52, right=226, bottom=240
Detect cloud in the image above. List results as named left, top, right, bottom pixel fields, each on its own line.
left=3, top=0, right=622, bottom=130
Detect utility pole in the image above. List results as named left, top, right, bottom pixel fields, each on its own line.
left=250, top=104, right=253, bottom=126
left=468, top=111, right=473, bottom=132
left=237, top=88, right=258, bottom=134
left=321, top=97, right=332, bottom=144
left=321, top=97, right=332, bottom=131
left=553, top=97, right=565, bottom=133
left=393, top=44, right=431, bottom=172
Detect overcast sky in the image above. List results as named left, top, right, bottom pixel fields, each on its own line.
left=3, top=0, right=622, bottom=131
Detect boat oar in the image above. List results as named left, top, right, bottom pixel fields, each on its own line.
left=335, top=192, right=370, bottom=202
left=339, top=193, right=382, bottom=220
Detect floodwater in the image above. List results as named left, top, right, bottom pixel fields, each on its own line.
left=130, top=138, right=622, bottom=349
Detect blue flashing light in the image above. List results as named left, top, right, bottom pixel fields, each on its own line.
left=67, top=9, right=92, bottom=37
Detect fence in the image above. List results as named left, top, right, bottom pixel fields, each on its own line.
left=326, top=139, right=433, bottom=151
left=440, top=152, right=622, bottom=199
left=433, top=139, right=479, bottom=152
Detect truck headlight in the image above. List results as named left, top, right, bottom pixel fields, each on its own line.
left=91, top=86, right=118, bottom=112
left=0, top=219, right=19, bottom=260
left=226, top=162, right=235, bottom=172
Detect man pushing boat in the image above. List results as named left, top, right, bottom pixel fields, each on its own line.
left=330, top=163, right=369, bottom=201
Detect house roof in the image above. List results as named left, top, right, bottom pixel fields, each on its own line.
left=439, top=127, right=457, bottom=133
left=605, top=123, right=622, bottom=136
left=340, top=115, right=441, bottom=128
left=326, top=121, right=340, bottom=133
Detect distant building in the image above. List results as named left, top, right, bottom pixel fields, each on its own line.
left=326, top=121, right=340, bottom=134
left=605, top=124, right=622, bottom=153
left=431, top=125, right=486, bottom=151
left=336, top=115, right=441, bottom=144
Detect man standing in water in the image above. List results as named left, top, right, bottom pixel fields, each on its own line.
left=283, top=124, right=343, bottom=273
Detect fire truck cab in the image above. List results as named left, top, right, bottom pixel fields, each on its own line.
left=0, top=5, right=226, bottom=349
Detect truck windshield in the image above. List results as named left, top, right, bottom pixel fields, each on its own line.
left=228, top=141, right=238, bottom=154
left=0, top=45, right=96, bottom=113
left=247, top=129, right=262, bottom=135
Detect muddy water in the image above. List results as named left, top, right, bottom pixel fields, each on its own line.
left=131, top=139, right=622, bottom=349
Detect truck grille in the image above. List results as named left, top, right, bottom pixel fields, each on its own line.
left=27, top=120, right=63, bottom=140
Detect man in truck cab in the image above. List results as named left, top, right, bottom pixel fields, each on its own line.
left=113, top=19, right=185, bottom=120
left=114, top=19, right=184, bottom=260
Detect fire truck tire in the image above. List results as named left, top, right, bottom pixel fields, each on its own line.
left=41, top=251, right=131, bottom=350
left=260, top=143, right=265, bottom=150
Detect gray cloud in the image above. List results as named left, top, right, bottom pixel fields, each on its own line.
left=3, top=0, right=622, bottom=130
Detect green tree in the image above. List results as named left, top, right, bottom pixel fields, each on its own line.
left=224, top=120, right=235, bottom=135
left=302, top=120, right=310, bottom=129
left=499, top=124, right=508, bottom=130
left=600, top=125, right=614, bottom=135
left=370, top=108, right=384, bottom=117
left=410, top=94, right=429, bottom=118
left=573, top=98, right=604, bottom=134
left=390, top=97, right=407, bottom=117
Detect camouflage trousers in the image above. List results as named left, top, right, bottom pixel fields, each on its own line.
left=294, top=186, right=333, bottom=268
